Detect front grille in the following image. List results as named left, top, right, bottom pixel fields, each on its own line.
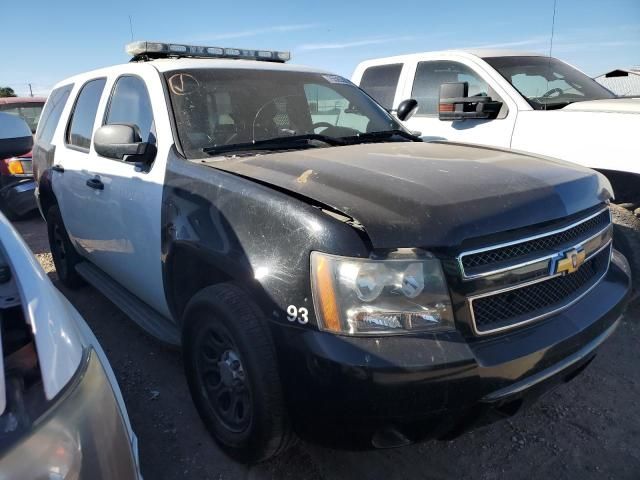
left=470, top=246, right=610, bottom=334
left=461, top=209, right=610, bottom=273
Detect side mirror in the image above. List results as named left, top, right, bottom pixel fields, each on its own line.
left=438, top=82, right=502, bottom=121
left=0, top=112, right=33, bottom=158
left=94, top=124, right=151, bottom=162
left=396, top=99, right=419, bottom=121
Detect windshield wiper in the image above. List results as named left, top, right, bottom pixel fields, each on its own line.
left=203, top=134, right=346, bottom=156
left=203, top=134, right=344, bottom=155
left=342, top=129, right=422, bottom=144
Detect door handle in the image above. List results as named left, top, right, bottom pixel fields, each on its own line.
left=86, top=178, right=104, bottom=190
left=51, top=164, right=64, bottom=173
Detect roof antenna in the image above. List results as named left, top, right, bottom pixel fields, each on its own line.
left=129, top=15, right=135, bottom=42
left=545, top=0, right=558, bottom=110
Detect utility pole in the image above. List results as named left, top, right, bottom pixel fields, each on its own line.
left=28, top=83, right=33, bottom=97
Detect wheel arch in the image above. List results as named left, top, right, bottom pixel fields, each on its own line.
left=164, top=241, right=272, bottom=326
left=595, top=169, right=640, bottom=205
left=37, top=169, right=58, bottom=220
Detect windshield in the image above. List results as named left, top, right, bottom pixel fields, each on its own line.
left=0, top=103, right=44, bottom=133
left=484, top=56, right=616, bottom=110
left=164, top=68, right=404, bottom=158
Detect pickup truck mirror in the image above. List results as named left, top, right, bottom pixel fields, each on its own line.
left=438, top=82, right=502, bottom=121
left=94, top=124, right=152, bottom=162
left=0, top=112, right=33, bottom=158
left=397, top=99, right=419, bottom=121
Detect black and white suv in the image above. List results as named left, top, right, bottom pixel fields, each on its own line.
left=33, top=41, right=631, bottom=463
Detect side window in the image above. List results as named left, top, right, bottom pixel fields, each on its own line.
left=304, top=84, right=370, bottom=133
left=411, top=61, right=498, bottom=116
left=359, top=64, right=403, bottom=110
left=35, top=84, right=73, bottom=144
left=105, top=76, right=154, bottom=143
left=66, top=78, right=107, bottom=150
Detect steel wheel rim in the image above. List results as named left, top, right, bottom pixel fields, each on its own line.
left=196, top=325, right=252, bottom=433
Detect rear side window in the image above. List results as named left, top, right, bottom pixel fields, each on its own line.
left=66, top=78, right=107, bottom=150
left=105, top=76, right=154, bottom=143
left=359, top=64, right=403, bottom=110
left=36, top=85, right=73, bottom=144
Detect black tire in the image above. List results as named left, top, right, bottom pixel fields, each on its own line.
left=182, top=284, right=294, bottom=463
left=46, top=205, right=85, bottom=288
left=611, top=203, right=640, bottom=293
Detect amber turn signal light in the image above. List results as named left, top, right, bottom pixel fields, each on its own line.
left=5, top=159, right=25, bottom=175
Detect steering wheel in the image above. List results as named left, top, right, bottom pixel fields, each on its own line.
left=542, top=87, right=564, bottom=98
left=312, top=122, right=334, bottom=133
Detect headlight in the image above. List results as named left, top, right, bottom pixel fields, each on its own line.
left=310, top=251, right=454, bottom=335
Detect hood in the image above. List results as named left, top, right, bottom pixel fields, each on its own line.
left=210, top=142, right=612, bottom=249
left=563, top=98, right=640, bottom=114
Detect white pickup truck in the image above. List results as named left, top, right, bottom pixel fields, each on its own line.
left=352, top=49, right=640, bottom=286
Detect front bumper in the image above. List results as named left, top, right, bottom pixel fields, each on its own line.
left=0, top=350, right=141, bottom=479
left=0, top=178, right=37, bottom=217
left=272, top=253, right=630, bottom=447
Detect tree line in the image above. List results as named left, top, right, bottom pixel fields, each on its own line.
left=0, top=87, right=17, bottom=98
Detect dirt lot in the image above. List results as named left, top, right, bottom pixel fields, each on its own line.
left=15, top=215, right=640, bottom=480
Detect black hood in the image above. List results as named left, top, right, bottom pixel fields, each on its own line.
left=208, top=142, right=612, bottom=249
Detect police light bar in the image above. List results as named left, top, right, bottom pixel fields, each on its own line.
left=126, top=41, right=291, bottom=63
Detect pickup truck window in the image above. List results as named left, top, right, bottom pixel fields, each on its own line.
left=305, top=84, right=370, bottom=132
left=411, top=61, right=498, bottom=116
left=484, top=56, right=616, bottom=110
left=165, top=69, right=401, bottom=158
left=105, top=75, right=154, bottom=143
left=0, top=103, right=44, bottom=134
left=359, top=64, right=403, bottom=110
left=66, top=78, right=107, bottom=150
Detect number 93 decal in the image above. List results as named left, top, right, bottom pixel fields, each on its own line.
left=287, top=305, right=309, bottom=324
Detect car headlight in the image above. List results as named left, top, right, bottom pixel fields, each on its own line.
left=310, top=251, right=454, bottom=335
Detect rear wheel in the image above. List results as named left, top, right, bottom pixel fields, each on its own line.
left=611, top=203, right=640, bottom=294
left=182, top=284, right=294, bottom=463
left=46, top=205, right=85, bottom=288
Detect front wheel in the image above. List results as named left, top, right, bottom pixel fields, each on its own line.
left=182, top=284, right=294, bottom=463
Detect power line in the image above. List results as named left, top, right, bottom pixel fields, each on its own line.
left=549, top=0, right=557, bottom=59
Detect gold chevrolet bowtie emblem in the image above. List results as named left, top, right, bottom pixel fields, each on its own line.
left=554, top=248, right=586, bottom=275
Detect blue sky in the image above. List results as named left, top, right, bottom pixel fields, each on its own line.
left=3, top=0, right=638, bottom=97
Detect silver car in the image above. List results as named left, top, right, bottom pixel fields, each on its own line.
left=0, top=112, right=141, bottom=479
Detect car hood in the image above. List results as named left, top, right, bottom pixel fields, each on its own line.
left=562, top=98, right=640, bottom=114
left=210, top=142, right=612, bottom=249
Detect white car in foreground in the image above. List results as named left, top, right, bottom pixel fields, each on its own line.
left=0, top=112, right=141, bottom=478
left=352, top=50, right=640, bottom=286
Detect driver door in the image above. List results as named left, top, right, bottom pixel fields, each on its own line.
left=402, top=60, right=516, bottom=148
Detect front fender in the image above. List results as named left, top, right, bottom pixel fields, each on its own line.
left=161, top=152, right=370, bottom=329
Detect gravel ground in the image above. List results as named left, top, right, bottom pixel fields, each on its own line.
left=14, top=215, right=640, bottom=480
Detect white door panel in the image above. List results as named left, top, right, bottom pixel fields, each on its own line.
left=79, top=159, right=169, bottom=318
left=55, top=66, right=172, bottom=318
left=406, top=115, right=516, bottom=148
left=56, top=77, right=110, bottom=259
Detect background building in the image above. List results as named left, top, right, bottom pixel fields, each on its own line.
left=594, top=67, right=640, bottom=96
